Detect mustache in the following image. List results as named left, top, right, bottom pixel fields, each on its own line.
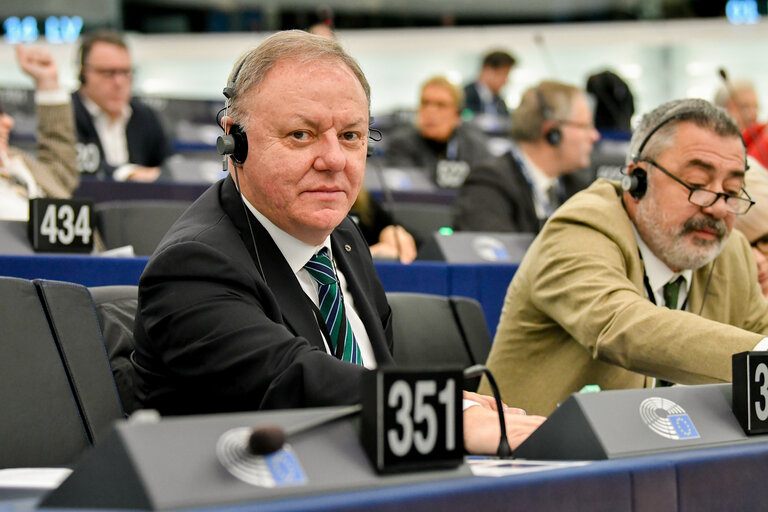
left=681, top=216, right=728, bottom=239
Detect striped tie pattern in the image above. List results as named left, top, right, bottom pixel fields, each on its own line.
left=304, top=248, right=363, bottom=365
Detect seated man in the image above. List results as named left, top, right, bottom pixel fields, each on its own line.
left=479, top=98, right=768, bottom=416
left=382, top=76, right=492, bottom=189
left=463, top=50, right=516, bottom=118
left=1, top=46, right=78, bottom=221
left=73, top=30, right=173, bottom=182
left=132, top=30, right=543, bottom=454
left=734, top=157, right=768, bottom=299
left=453, top=81, right=599, bottom=233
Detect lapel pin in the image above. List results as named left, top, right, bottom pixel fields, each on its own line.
left=344, top=244, right=352, bottom=252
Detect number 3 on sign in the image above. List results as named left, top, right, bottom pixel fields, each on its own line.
left=755, top=362, right=768, bottom=422
left=40, top=203, right=92, bottom=244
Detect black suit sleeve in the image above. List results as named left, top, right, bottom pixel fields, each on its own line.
left=453, top=156, right=536, bottom=233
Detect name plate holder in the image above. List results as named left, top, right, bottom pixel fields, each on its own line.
left=361, top=366, right=463, bottom=473
left=28, top=198, right=94, bottom=253
left=733, top=351, right=768, bottom=435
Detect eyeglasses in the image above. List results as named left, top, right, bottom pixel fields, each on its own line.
left=638, top=157, right=754, bottom=215
left=85, top=66, right=134, bottom=79
left=555, top=119, right=595, bottom=131
left=753, top=236, right=768, bottom=255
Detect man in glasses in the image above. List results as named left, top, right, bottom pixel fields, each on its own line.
left=73, top=30, right=172, bottom=182
left=478, top=98, right=768, bottom=416
left=734, top=158, right=768, bottom=300
left=453, top=80, right=599, bottom=233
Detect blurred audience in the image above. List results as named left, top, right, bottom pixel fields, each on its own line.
left=349, top=189, right=418, bottom=263
left=714, top=79, right=768, bottom=169
left=586, top=69, right=635, bottom=181
left=463, top=50, right=516, bottom=118
left=714, top=79, right=759, bottom=131
left=73, top=30, right=173, bottom=182
left=0, top=46, right=78, bottom=221
left=453, top=80, right=599, bottom=233
left=382, top=76, right=492, bottom=188
left=735, top=157, right=768, bottom=300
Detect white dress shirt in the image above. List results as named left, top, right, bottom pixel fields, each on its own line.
left=81, top=95, right=137, bottom=181
left=243, top=198, right=377, bottom=369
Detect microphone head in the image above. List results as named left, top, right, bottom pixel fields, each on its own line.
left=718, top=68, right=728, bottom=82
left=248, top=424, right=286, bottom=456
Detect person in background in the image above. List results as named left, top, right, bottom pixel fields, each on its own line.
left=480, top=98, right=768, bottom=416
left=349, top=189, right=418, bottom=263
left=735, top=158, right=768, bottom=300
left=73, top=30, right=173, bottom=182
left=463, top=50, right=516, bottom=118
left=714, top=79, right=759, bottom=131
left=453, top=80, right=598, bottom=233
left=132, top=30, right=544, bottom=454
left=383, top=76, right=492, bottom=189
left=585, top=69, right=635, bottom=182
left=0, top=46, right=78, bottom=221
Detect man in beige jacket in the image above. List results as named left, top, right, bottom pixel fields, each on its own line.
left=480, top=98, right=768, bottom=416
left=0, top=46, right=78, bottom=220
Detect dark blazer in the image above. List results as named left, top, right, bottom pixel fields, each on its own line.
left=463, top=82, right=509, bottom=117
left=453, top=151, right=589, bottom=233
left=132, top=176, right=394, bottom=415
left=71, top=92, right=173, bottom=179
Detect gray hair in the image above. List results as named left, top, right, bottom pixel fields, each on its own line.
left=626, top=98, right=744, bottom=165
left=226, top=30, right=371, bottom=130
left=713, top=79, right=755, bottom=108
left=510, top=81, right=582, bottom=142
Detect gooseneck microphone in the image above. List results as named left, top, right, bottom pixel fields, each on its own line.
left=463, top=364, right=511, bottom=458
left=247, top=405, right=363, bottom=456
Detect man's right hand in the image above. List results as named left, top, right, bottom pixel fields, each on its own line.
left=16, top=46, right=59, bottom=92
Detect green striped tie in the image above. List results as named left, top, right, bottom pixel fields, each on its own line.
left=304, top=248, right=363, bottom=365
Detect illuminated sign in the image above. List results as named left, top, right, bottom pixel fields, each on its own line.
left=2, top=15, right=83, bottom=43
left=726, top=0, right=760, bottom=24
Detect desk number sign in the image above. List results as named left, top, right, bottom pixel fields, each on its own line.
left=28, top=198, right=94, bottom=253
left=361, top=367, right=463, bottom=473
left=733, top=351, right=768, bottom=434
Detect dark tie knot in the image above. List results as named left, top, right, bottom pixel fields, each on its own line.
left=305, top=248, right=336, bottom=286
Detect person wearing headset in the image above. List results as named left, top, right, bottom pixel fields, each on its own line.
left=72, top=30, right=173, bottom=182
left=453, top=81, right=599, bottom=234
left=131, top=30, right=543, bottom=454
left=478, top=98, right=768, bottom=416
left=381, top=76, right=492, bottom=189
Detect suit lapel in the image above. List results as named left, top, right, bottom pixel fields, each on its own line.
left=219, top=177, right=327, bottom=351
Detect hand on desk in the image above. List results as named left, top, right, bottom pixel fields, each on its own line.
left=462, top=390, right=546, bottom=455
left=369, top=225, right=417, bottom=264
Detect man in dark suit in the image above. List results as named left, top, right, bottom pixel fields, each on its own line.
left=463, top=50, right=516, bottom=118
left=132, top=30, right=543, bottom=454
left=454, top=80, right=600, bottom=233
left=73, top=30, right=173, bottom=182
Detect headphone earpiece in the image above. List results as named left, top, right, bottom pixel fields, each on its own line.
left=544, top=126, right=562, bottom=147
left=216, top=124, right=249, bottom=165
left=621, top=165, right=647, bottom=200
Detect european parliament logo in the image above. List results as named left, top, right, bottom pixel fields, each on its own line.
left=639, top=397, right=701, bottom=440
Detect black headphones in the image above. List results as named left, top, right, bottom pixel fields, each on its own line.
left=216, top=60, right=249, bottom=165
left=622, top=110, right=701, bottom=200
left=536, top=87, right=562, bottom=147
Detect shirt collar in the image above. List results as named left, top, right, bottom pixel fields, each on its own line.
left=241, top=195, right=331, bottom=274
left=80, top=93, right=132, bottom=124
left=518, top=148, right=557, bottom=195
left=632, top=223, right=692, bottom=298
